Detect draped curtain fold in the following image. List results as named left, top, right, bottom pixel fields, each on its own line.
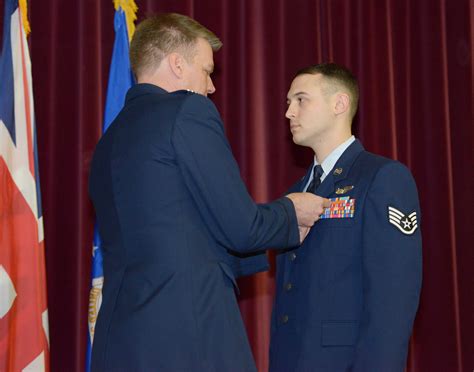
left=0, top=0, right=471, bottom=371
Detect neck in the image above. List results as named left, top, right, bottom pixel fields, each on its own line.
left=312, top=129, right=352, bottom=164
left=137, top=75, right=177, bottom=92
left=137, top=64, right=182, bottom=92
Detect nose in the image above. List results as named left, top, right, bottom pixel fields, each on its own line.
left=207, top=77, right=216, bottom=95
left=286, top=103, right=295, bottom=119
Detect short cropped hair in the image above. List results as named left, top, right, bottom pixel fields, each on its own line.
left=130, top=13, right=222, bottom=78
left=295, top=63, right=359, bottom=119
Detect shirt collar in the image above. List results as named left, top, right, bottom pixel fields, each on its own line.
left=313, top=135, right=356, bottom=182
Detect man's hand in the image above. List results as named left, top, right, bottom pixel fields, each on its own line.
left=286, top=193, right=331, bottom=242
left=298, top=225, right=311, bottom=242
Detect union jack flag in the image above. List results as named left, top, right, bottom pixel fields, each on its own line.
left=0, top=1, right=49, bottom=371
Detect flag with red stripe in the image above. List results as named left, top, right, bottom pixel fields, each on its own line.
left=0, top=0, right=49, bottom=371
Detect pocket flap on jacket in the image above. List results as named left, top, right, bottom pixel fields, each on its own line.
left=218, top=262, right=240, bottom=294
left=321, top=321, right=358, bottom=346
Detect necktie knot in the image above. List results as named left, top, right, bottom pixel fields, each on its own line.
left=307, top=165, right=323, bottom=194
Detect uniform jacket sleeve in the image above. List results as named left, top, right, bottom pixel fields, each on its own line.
left=171, top=93, right=299, bottom=265
left=351, top=162, right=422, bottom=372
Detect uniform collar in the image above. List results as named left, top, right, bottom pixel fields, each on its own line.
left=301, top=139, right=365, bottom=196
left=125, top=83, right=168, bottom=103
left=316, top=139, right=365, bottom=196
left=315, top=136, right=355, bottom=182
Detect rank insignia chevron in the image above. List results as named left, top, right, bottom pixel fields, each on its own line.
left=388, top=206, right=418, bottom=235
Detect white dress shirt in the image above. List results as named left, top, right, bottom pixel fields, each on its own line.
left=303, top=136, right=356, bottom=191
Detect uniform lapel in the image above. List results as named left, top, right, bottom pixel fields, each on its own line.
left=297, top=164, right=315, bottom=192
left=315, top=140, right=365, bottom=198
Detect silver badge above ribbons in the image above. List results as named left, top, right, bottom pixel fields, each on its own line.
left=335, top=185, right=354, bottom=195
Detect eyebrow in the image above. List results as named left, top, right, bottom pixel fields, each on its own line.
left=287, top=91, right=310, bottom=100
left=205, top=64, right=214, bottom=73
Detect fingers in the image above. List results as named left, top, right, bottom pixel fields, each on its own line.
left=285, top=193, right=332, bottom=244
left=299, top=226, right=310, bottom=243
left=287, top=192, right=331, bottom=228
left=311, top=197, right=330, bottom=219
left=314, top=198, right=330, bottom=221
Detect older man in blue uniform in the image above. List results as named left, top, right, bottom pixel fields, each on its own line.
left=270, top=63, right=422, bottom=372
left=89, top=14, right=329, bottom=372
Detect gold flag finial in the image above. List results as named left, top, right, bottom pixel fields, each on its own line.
left=113, top=0, right=138, bottom=41
left=19, top=0, right=31, bottom=36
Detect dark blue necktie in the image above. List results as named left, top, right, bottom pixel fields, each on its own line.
left=306, top=165, right=323, bottom=194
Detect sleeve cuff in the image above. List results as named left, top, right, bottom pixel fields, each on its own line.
left=278, top=196, right=300, bottom=247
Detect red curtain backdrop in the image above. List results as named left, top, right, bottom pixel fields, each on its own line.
left=1, top=0, right=472, bottom=371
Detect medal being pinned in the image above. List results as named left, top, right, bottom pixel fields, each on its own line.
left=320, top=196, right=355, bottom=219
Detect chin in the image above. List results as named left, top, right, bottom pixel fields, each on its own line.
left=292, top=136, right=303, bottom=145
left=293, top=133, right=304, bottom=145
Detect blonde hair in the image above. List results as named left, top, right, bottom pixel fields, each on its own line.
left=130, top=13, right=222, bottom=78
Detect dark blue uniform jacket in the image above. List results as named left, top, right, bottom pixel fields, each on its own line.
left=89, top=84, right=299, bottom=371
left=270, top=140, right=422, bottom=372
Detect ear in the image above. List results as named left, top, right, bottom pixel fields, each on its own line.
left=334, top=93, right=350, bottom=116
left=168, top=52, right=185, bottom=79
